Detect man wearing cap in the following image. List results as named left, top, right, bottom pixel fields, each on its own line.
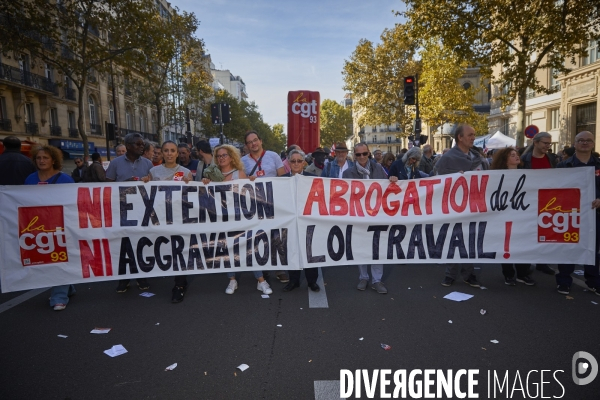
left=305, top=147, right=328, bottom=176
left=321, top=142, right=354, bottom=178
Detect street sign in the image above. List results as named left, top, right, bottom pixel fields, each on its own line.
left=209, top=138, right=220, bottom=148
left=525, top=125, right=539, bottom=139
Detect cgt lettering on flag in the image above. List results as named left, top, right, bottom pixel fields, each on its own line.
left=537, top=189, right=580, bottom=243
left=18, top=206, right=68, bottom=266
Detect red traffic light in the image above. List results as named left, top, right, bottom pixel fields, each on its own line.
left=404, top=77, right=414, bottom=84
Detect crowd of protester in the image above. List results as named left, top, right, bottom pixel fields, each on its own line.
left=1, top=123, right=599, bottom=311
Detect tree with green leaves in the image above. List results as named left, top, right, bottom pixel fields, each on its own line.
left=0, top=0, right=157, bottom=159
left=342, top=24, right=419, bottom=132
left=401, top=0, right=600, bottom=146
left=320, top=99, right=352, bottom=147
left=418, top=40, right=488, bottom=135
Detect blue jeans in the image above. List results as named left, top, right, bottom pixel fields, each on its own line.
left=50, top=285, right=76, bottom=307
left=358, top=265, right=383, bottom=284
left=227, top=271, right=263, bottom=279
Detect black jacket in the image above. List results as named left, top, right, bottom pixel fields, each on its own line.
left=0, top=150, right=36, bottom=185
left=557, top=155, right=600, bottom=199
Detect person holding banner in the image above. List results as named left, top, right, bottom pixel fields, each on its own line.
left=241, top=131, right=288, bottom=284
left=435, top=124, right=484, bottom=288
left=281, top=149, right=320, bottom=292
left=25, top=145, right=76, bottom=311
left=342, top=143, right=389, bottom=294
left=490, top=148, right=536, bottom=286
left=106, top=132, right=153, bottom=293
left=203, top=144, right=273, bottom=296
left=142, top=141, right=193, bottom=302
left=555, top=131, right=600, bottom=296
left=388, top=147, right=429, bottom=182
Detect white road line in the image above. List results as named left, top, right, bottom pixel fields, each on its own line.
left=309, top=268, right=329, bottom=308
left=314, top=380, right=341, bottom=400
left=0, top=288, right=47, bottom=314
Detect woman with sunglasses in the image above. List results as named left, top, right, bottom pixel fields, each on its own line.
left=201, top=144, right=273, bottom=296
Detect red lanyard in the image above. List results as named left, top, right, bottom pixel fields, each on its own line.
left=250, top=150, right=266, bottom=171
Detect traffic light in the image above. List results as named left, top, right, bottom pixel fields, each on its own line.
left=211, top=103, right=220, bottom=125
left=221, top=103, right=230, bottom=123
left=404, top=76, right=415, bottom=105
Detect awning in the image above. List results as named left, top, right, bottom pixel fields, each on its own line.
left=95, top=147, right=116, bottom=158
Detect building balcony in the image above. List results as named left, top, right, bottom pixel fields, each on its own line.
left=0, top=119, right=12, bottom=131
left=50, top=125, right=62, bottom=136
left=25, top=122, right=39, bottom=135
left=370, top=138, right=401, bottom=144
left=90, top=123, right=103, bottom=136
left=69, top=128, right=79, bottom=138
left=65, top=87, right=76, bottom=101
left=0, top=63, right=58, bottom=95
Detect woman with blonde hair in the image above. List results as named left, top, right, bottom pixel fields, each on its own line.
left=201, top=144, right=272, bottom=295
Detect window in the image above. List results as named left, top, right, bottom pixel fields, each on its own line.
left=50, top=108, right=59, bottom=127
left=126, top=108, right=133, bottom=130
left=139, top=113, right=145, bottom=132
left=501, top=118, right=510, bottom=135
left=88, top=96, right=97, bottom=125
left=373, top=135, right=377, bottom=143
left=463, top=82, right=472, bottom=90
left=526, top=114, right=532, bottom=126
left=387, top=136, right=392, bottom=143
left=551, top=108, right=560, bottom=130
left=68, top=111, right=76, bottom=129
left=387, top=146, right=392, bottom=153
left=583, top=40, right=598, bottom=66
left=151, top=115, right=157, bottom=134
left=0, top=97, right=6, bottom=120
left=109, top=102, right=115, bottom=124
left=526, top=87, right=536, bottom=99
left=45, top=64, right=54, bottom=82
left=25, top=103, right=35, bottom=123
left=550, top=68, right=560, bottom=91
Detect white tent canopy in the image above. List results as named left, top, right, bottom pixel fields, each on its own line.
left=485, top=131, right=516, bottom=149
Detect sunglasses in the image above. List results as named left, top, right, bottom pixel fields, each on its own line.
left=355, top=152, right=369, bottom=157
left=289, top=159, right=304, bottom=164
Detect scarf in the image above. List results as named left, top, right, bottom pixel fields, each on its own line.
left=356, top=162, right=371, bottom=179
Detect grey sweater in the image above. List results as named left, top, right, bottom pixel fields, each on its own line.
left=342, top=160, right=388, bottom=179
left=433, top=146, right=489, bottom=175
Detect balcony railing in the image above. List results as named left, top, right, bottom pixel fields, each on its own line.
left=25, top=122, right=39, bottom=135
left=65, top=87, right=76, bottom=101
left=50, top=125, right=62, bottom=136
left=0, top=63, right=58, bottom=95
left=90, top=123, right=103, bottom=135
left=0, top=119, right=12, bottom=131
left=371, top=138, right=401, bottom=144
left=69, top=128, right=79, bottom=138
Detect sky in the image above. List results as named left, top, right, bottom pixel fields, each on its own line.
left=170, top=0, right=405, bottom=130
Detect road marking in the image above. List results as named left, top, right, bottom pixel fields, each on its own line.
left=0, top=288, right=47, bottom=314
left=309, top=268, right=329, bottom=308
left=314, top=380, right=341, bottom=400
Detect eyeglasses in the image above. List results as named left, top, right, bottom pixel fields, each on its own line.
left=577, top=139, right=594, bottom=144
left=539, top=141, right=552, bottom=146
left=355, top=152, right=369, bottom=157
left=216, top=153, right=230, bottom=159
left=289, top=159, right=304, bottom=164
left=246, top=138, right=260, bottom=145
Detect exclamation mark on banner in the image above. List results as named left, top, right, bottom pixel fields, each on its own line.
left=504, top=221, right=512, bottom=259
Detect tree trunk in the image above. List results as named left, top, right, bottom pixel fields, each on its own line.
left=516, top=88, right=526, bottom=148
left=77, top=82, right=90, bottom=161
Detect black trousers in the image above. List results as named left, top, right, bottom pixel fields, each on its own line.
left=174, top=275, right=188, bottom=287
left=501, top=264, right=530, bottom=279
left=289, top=268, right=318, bottom=285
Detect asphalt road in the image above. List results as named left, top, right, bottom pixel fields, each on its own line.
left=1, top=264, right=599, bottom=400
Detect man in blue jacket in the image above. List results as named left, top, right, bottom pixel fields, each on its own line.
left=321, top=142, right=354, bottom=178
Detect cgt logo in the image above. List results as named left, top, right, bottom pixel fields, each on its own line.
left=572, top=351, right=598, bottom=386
left=18, top=206, right=68, bottom=266
left=537, top=189, right=580, bottom=243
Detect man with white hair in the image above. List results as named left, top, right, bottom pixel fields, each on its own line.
left=342, top=142, right=389, bottom=294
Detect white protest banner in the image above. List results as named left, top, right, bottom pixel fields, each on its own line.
left=297, top=169, right=595, bottom=267
left=0, top=179, right=298, bottom=292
